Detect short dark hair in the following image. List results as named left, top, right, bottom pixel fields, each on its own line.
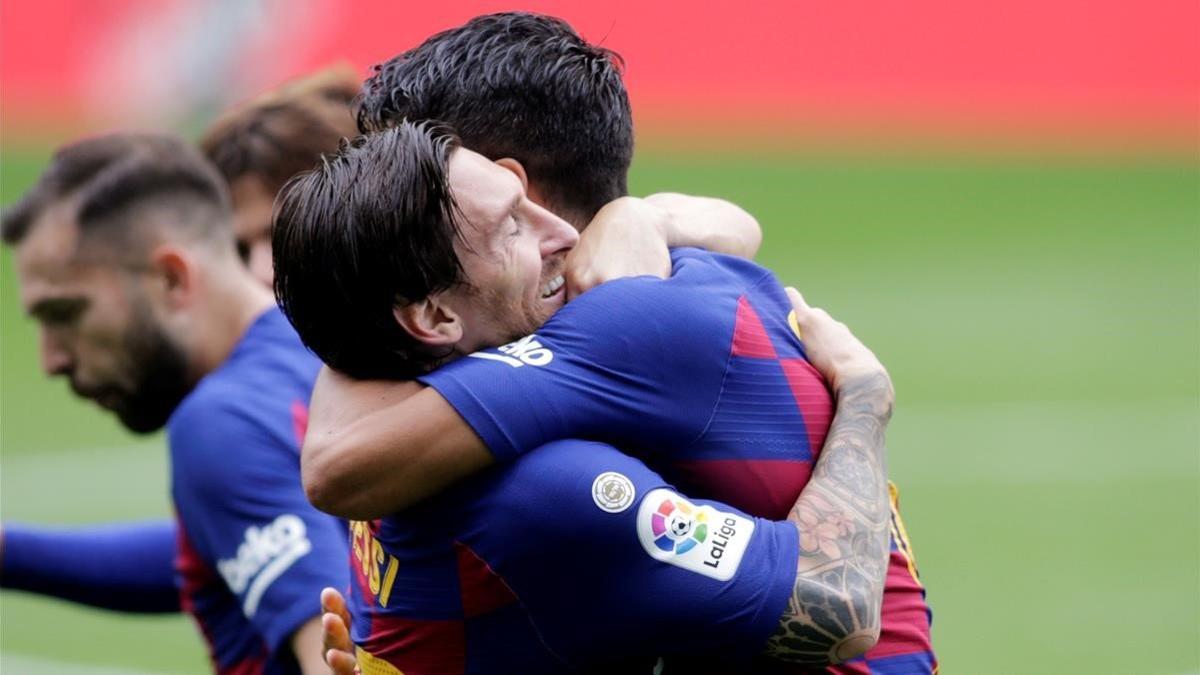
left=2, top=133, right=232, bottom=249
left=201, top=66, right=361, bottom=193
left=273, top=122, right=463, bottom=380
left=358, top=12, right=632, bottom=224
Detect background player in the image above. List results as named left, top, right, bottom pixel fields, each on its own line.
left=200, top=65, right=361, bottom=287
left=1, top=133, right=347, bottom=674
left=1, top=66, right=362, bottom=620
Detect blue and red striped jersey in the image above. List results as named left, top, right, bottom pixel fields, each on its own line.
left=349, top=440, right=803, bottom=674
left=168, top=309, right=349, bottom=674
left=421, top=248, right=936, bottom=673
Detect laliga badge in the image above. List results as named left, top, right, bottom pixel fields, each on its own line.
left=592, top=472, right=635, bottom=513
left=636, top=489, right=754, bottom=581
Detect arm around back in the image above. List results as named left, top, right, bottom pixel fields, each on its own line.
left=760, top=290, right=894, bottom=665
left=301, top=367, right=493, bottom=519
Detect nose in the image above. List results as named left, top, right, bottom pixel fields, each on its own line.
left=39, top=329, right=74, bottom=376
left=532, top=205, right=579, bottom=257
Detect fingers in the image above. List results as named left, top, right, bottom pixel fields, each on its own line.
left=785, top=286, right=807, bottom=312
left=322, top=611, right=352, bottom=650
left=325, top=646, right=359, bottom=675
left=321, top=586, right=351, bottom=627
left=320, top=587, right=355, bottom=665
left=785, top=287, right=808, bottom=340
left=782, top=286, right=889, bottom=393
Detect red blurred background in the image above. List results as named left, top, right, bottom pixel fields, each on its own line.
left=3, top=0, right=1196, bottom=150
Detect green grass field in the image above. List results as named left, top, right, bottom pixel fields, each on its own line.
left=2, top=144, right=1197, bottom=674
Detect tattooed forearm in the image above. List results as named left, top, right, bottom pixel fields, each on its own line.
left=762, top=371, right=893, bottom=665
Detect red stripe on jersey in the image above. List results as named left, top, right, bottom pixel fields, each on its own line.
left=291, top=400, right=309, bottom=446
left=175, top=521, right=221, bottom=672
left=176, top=522, right=269, bottom=675
left=731, top=296, right=778, bottom=359
left=220, top=657, right=269, bottom=675
left=864, top=551, right=935, bottom=660
left=363, top=614, right=466, bottom=675
left=672, top=458, right=813, bottom=520
left=454, top=542, right=518, bottom=618
left=779, top=358, right=833, bottom=457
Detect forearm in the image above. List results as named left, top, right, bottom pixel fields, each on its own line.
left=763, top=372, right=893, bottom=665
left=644, top=192, right=762, bottom=259
left=1, top=521, right=181, bottom=613
left=303, top=372, right=492, bottom=519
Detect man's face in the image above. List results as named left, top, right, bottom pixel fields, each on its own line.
left=438, top=148, right=579, bottom=353
left=15, top=205, right=193, bottom=433
left=228, top=175, right=275, bottom=288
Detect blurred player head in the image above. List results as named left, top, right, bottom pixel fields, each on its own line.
left=200, top=65, right=360, bottom=287
left=358, top=12, right=632, bottom=228
left=274, top=122, right=577, bottom=379
left=3, top=133, right=261, bottom=432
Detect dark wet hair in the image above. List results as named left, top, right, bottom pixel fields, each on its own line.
left=358, top=12, right=632, bottom=224
left=272, top=121, right=462, bottom=379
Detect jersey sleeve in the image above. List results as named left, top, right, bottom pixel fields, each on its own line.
left=1, top=520, right=180, bottom=613
left=463, top=440, right=798, bottom=665
left=169, top=396, right=349, bottom=655
left=419, top=250, right=760, bottom=461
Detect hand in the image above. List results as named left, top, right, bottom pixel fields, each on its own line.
left=785, top=287, right=892, bottom=399
left=564, top=197, right=673, bottom=300
left=321, top=587, right=358, bottom=675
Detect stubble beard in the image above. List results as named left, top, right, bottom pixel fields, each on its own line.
left=112, top=303, right=195, bottom=434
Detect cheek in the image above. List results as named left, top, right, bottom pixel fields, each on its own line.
left=81, top=310, right=141, bottom=374
left=518, top=241, right=544, bottom=287
left=68, top=326, right=122, bottom=377
left=248, top=240, right=274, bottom=287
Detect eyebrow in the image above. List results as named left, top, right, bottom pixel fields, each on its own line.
left=28, top=296, right=87, bottom=321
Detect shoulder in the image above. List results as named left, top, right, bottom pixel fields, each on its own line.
left=167, top=385, right=264, bottom=487
left=229, top=310, right=322, bottom=392
left=168, top=380, right=254, bottom=450
left=167, top=380, right=304, bottom=496
left=169, top=314, right=318, bottom=462
left=668, top=247, right=774, bottom=288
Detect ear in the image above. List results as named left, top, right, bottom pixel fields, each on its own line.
left=494, top=156, right=550, bottom=206
left=392, top=295, right=462, bottom=347
left=148, top=245, right=195, bottom=310
left=494, top=157, right=529, bottom=190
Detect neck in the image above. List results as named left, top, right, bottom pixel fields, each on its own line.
left=189, top=259, right=276, bottom=378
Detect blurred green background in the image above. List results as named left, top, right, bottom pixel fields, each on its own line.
left=2, top=142, right=1198, bottom=674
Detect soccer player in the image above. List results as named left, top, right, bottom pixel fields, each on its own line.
left=1, top=67, right=364, bottom=632
left=200, top=65, right=361, bottom=287
left=0, top=66, right=364, bottom=619
left=1, top=134, right=348, bottom=673
left=273, top=123, right=899, bottom=672
left=294, top=12, right=934, bottom=673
